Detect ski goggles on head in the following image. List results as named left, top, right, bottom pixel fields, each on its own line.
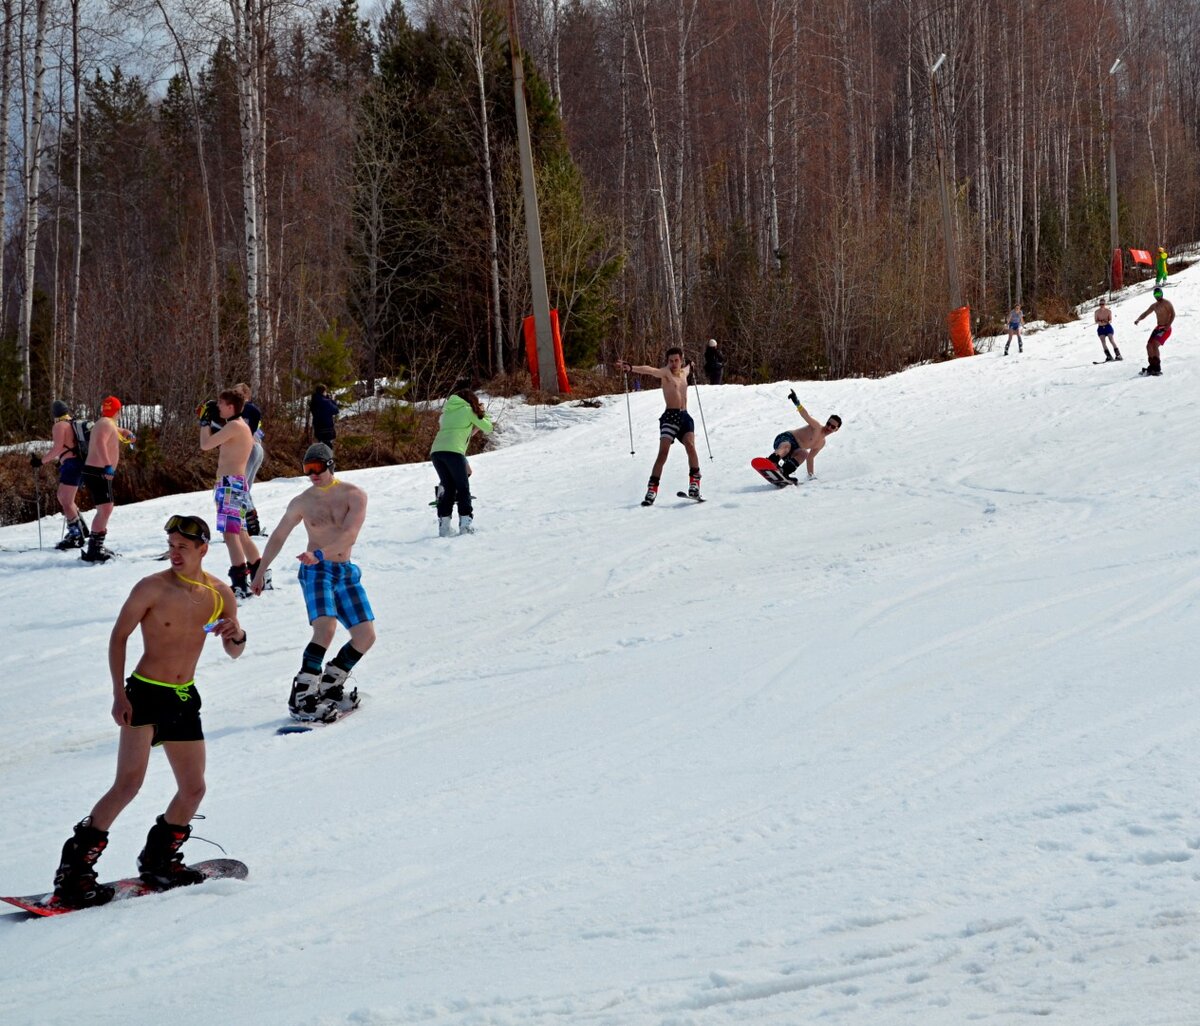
left=304, top=459, right=333, bottom=477
left=164, top=514, right=211, bottom=543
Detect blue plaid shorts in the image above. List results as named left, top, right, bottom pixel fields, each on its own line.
left=299, top=560, right=375, bottom=628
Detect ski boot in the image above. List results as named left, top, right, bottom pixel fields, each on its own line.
left=56, top=519, right=85, bottom=550
left=1114, top=348, right=1123, bottom=361
left=319, top=664, right=360, bottom=715
left=248, top=558, right=272, bottom=591
left=641, top=478, right=660, bottom=507
left=687, top=469, right=702, bottom=500
left=289, top=671, right=337, bottom=722
left=80, top=531, right=114, bottom=563
left=137, top=815, right=205, bottom=890
left=1102, top=351, right=1114, bottom=362
left=438, top=516, right=455, bottom=538
left=229, top=564, right=252, bottom=600
left=459, top=515, right=475, bottom=535
left=52, top=817, right=115, bottom=908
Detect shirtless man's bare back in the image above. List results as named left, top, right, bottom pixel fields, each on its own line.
left=49, top=514, right=245, bottom=908
left=200, top=389, right=262, bottom=596
left=251, top=443, right=377, bottom=722
left=615, top=347, right=702, bottom=504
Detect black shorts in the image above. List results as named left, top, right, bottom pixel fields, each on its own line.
left=658, top=409, right=696, bottom=443
left=81, top=465, right=115, bottom=505
left=125, top=674, right=204, bottom=745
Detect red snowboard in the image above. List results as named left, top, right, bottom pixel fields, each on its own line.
left=751, top=457, right=796, bottom=488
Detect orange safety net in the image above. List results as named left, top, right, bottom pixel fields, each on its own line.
left=947, top=305, right=974, bottom=358
left=523, top=309, right=572, bottom=393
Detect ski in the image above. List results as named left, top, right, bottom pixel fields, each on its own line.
left=676, top=492, right=706, bottom=502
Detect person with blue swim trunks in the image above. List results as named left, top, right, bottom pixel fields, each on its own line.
left=1093, top=299, right=1121, bottom=362
left=251, top=443, right=377, bottom=722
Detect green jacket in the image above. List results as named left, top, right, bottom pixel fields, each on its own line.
left=431, top=395, right=493, bottom=455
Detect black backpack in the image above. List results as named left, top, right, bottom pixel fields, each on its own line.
left=70, top=418, right=92, bottom=461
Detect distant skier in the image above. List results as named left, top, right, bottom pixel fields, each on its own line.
left=1004, top=304, right=1024, bottom=355
left=764, top=390, right=841, bottom=481
left=1134, top=287, right=1175, bottom=377
left=1155, top=246, right=1169, bottom=286
left=30, top=399, right=89, bottom=549
left=1094, top=299, right=1122, bottom=362
left=310, top=384, right=340, bottom=448
left=704, top=339, right=726, bottom=384
left=615, top=347, right=701, bottom=504
left=431, top=381, right=493, bottom=536
left=48, top=514, right=245, bottom=909
left=250, top=443, right=377, bottom=722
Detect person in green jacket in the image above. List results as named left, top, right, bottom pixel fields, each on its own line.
left=431, top=382, right=493, bottom=536
left=1155, top=246, right=1169, bottom=286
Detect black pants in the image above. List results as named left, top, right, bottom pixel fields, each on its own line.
left=432, top=451, right=472, bottom=518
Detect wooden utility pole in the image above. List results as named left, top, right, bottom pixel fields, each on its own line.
left=503, top=0, right=559, bottom=394
left=930, top=53, right=961, bottom=310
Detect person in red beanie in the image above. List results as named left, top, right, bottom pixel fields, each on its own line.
left=81, top=396, right=123, bottom=563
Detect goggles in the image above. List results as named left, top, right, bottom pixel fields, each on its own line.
left=304, top=460, right=333, bottom=476
left=164, top=514, right=211, bottom=544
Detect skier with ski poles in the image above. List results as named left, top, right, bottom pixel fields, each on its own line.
left=614, top=347, right=702, bottom=505
left=763, top=389, right=841, bottom=482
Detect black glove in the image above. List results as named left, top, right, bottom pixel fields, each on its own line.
left=199, top=398, right=220, bottom=427
left=787, top=389, right=800, bottom=406
left=30, top=453, right=42, bottom=468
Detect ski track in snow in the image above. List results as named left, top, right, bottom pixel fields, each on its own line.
left=3, top=272, right=1200, bottom=1025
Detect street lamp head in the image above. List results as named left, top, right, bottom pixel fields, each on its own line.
left=931, top=53, right=947, bottom=75
left=1109, top=58, right=1122, bottom=75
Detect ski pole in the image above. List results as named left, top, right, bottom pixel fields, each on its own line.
left=32, top=465, right=43, bottom=550
left=623, top=372, right=635, bottom=455
left=690, top=362, right=713, bottom=460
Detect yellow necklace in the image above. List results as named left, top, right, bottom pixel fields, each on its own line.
left=172, top=570, right=224, bottom=627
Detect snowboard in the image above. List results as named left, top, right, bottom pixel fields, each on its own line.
left=751, top=456, right=796, bottom=488
left=276, top=696, right=361, bottom=735
left=1, top=859, right=248, bottom=918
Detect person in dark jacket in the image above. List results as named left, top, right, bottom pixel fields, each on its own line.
left=703, top=339, right=725, bottom=384
left=310, top=385, right=339, bottom=447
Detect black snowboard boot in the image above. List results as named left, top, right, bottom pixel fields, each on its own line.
left=245, top=508, right=262, bottom=536
left=780, top=457, right=800, bottom=483
left=289, top=671, right=337, bottom=721
left=248, top=558, right=272, bottom=591
left=53, top=817, right=116, bottom=908
left=767, top=453, right=782, bottom=467
left=138, top=815, right=205, bottom=890
left=1113, top=347, right=1123, bottom=360
left=80, top=531, right=113, bottom=563
left=229, top=563, right=251, bottom=600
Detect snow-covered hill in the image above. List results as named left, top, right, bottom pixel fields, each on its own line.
left=2, top=271, right=1198, bottom=1026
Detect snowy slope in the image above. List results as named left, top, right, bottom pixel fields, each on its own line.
left=2, top=273, right=1199, bottom=1026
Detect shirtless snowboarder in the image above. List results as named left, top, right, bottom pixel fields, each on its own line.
left=1133, top=287, right=1175, bottom=377
left=48, top=514, right=245, bottom=909
left=250, top=443, right=377, bottom=722
left=765, top=389, right=841, bottom=482
left=615, top=347, right=702, bottom=504
left=200, top=390, right=263, bottom=598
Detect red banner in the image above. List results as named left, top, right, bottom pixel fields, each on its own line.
left=1129, top=248, right=1153, bottom=267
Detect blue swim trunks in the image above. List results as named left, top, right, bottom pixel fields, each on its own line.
left=299, top=560, right=374, bottom=628
left=1097, top=324, right=1114, bottom=337
left=59, top=457, right=83, bottom=487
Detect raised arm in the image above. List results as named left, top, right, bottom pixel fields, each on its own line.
left=615, top=360, right=666, bottom=379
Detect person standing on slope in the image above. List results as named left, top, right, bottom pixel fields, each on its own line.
left=234, top=382, right=267, bottom=537
left=1134, top=287, right=1175, bottom=377
left=31, top=399, right=89, bottom=550
left=764, top=390, right=841, bottom=481
left=615, top=347, right=701, bottom=504
left=80, top=396, right=124, bottom=563
left=251, top=444, right=376, bottom=722
left=1094, top=299, right=1122, bottom=362
left=49, top=515, right=245, bottom=909
left=200, top=390, right=263, bottom=598
left=1004, top=304, right=1024, bottom=356
left=431, top=381, right=493, bottom=536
